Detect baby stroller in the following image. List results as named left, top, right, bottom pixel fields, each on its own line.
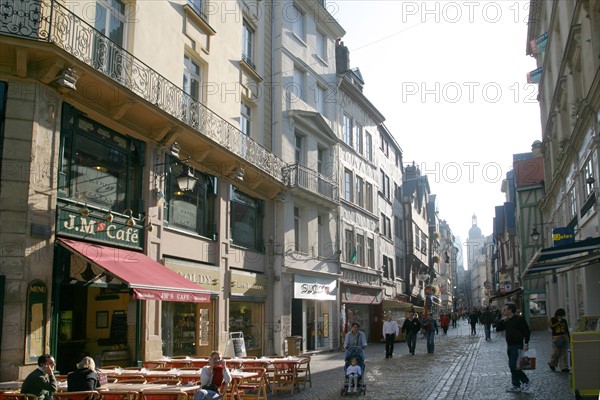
left=341, top=346, right=366, bottom=396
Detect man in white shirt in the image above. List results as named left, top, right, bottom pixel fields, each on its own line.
left=382, top=314, right=400, bottom=358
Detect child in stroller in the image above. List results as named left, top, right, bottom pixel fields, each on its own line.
left=341, top=346, right=366, bottom=395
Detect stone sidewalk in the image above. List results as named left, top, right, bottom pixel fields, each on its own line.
left=277, top=320, right=585, bottom=400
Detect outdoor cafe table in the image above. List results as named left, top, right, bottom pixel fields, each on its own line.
left=99, top=383, right=200, bottom=393
left=0, top=381, right=21, bottom=391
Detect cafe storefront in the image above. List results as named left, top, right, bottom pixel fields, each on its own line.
left=51, top=104, right=212, bottom=372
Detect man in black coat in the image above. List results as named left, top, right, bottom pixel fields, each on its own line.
left=21, top=354, right=58, bottom=400
left=495, top=303, right=532, bottom=393
left=481, top=306, right=495, bottom=341
left=401, top=312, right=421, bottom=355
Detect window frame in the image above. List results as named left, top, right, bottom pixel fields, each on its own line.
left=316, top=29, right=327, bottom=61
left=58, top=104, right=144, bottom=215
left=240, top=101, right=252, bottom=137
left=342, top=113, right=353, bottom=147
left=242, top=19, right=255, bottom=69
left=230, top=186, right=264, bottom=251
left=164, top=157, right=217, bottom=238
left=367, top=237, right=375, bottom=268
left=291, top=5, right=305, bottom=41
left=344, top=169, right=353, bottom=202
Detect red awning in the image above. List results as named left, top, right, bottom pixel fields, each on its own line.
left=57, top=238, right=211, bottom=303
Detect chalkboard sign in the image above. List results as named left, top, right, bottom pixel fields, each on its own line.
left=110, top=312, right=127, bottom=344
left=224, top=332, right=246, bottom=357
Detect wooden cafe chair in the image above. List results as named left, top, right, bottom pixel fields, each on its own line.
left=99, top=391, right=139, bottom=400
left=52, top=390, right=99, bottom=400
left=140, top=391, right=188, bottom=400
left=236, top=367, right=268, bottom=400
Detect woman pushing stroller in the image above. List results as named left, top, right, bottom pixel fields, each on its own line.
left=344, top=322, right=368, bottom=349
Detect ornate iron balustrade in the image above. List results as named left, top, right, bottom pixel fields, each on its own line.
left=285, top=163, right=339, bottom=203
left=0, top=0, right=286, bottom=183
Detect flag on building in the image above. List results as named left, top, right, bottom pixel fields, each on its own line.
left=530, top=32, right=548, bottom=54
left=527, top=67, right=543, bottom=84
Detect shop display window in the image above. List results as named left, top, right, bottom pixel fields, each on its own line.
left=162, top=302, right=197, bottom=356
left=229, top=302, right=263, bottom=354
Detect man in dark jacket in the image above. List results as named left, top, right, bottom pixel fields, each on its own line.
left=481, top=306, right=495, bottom=341
left=495, top=303, right=532, bottom=393
left=401, top=312, right=421, bottom=355
left=21, top=354, right=58, bottom=400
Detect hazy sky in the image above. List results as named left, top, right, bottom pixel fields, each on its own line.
left=331, top=0, right=541, bottom=263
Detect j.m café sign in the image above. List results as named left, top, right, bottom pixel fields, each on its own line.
left=58, top=207, right=143, bottom=250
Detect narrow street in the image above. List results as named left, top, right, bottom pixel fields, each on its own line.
left=287, top=320, right=576, bottom=400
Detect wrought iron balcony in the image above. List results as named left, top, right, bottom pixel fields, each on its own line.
left=285, top=163, right=339, bottom=203
left=0, top=0, right=286, bottom=183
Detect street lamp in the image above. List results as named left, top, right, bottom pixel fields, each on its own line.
left=530, top=227, right=540, bottom=241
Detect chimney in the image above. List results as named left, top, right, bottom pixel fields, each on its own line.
left=336, top=39, right=350, bottom=74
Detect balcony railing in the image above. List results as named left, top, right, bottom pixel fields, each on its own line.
left=0, top=0, right=286, bottom=183
left=285, top=163, right=339, bottom=203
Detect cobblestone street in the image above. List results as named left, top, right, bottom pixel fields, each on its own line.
left=283, top=320, right=579, bottom=400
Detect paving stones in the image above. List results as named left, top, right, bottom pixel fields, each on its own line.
left=282, top=321, right=575, bottom=400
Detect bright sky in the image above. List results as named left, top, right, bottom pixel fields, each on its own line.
left=332, top=0, right=541, bottom=262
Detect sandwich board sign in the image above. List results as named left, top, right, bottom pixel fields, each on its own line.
left=225, top=332, right=247, bottom=357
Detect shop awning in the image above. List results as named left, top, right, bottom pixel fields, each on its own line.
left=524, top=237, right=600, bottom=277
left=57, top=238, right=211, bottom=303
left=489, top=288, right=523, bottom=305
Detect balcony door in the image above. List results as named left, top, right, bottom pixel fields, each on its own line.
left=93, top=0, right=127, bottom=80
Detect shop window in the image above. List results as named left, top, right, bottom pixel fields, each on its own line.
left=59, top=104, right=143, bottom=215
left=162, top=302, right=197, bottom=356
left=230, top=186, right=264, bottom=251
left=165, top=158, right=216, bottom=238
left=229, top=302, right=263, bottom=354
left=26, top=280, right=47, bottom=364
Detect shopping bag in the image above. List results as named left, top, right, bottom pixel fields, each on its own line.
left=517, top=349, right=537, bottom=370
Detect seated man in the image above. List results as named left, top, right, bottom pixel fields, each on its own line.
left=194, top=351, right=231, bottom=400
left=21, top=354, right=58, bottom=400
left=345, top=358, right=362, bottom=392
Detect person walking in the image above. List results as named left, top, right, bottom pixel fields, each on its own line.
left=439, top=313, right=450, bottom=335
left=495, top=303, right=532, bottom=393
left=401, top=312, right=421, bottom=355
left=481, top=306, right=495, bottom=341
left=548, top=308, right=570, bottom=372
left=421, top=314, right=439, bottom=354
left=20, top=354, right=58, bottom=400
left=469, top=309, right=479, bottom=335
left=382, top=314, right=399, bottom=359
left=451, top=310, right=458, bottom=328
left=344, top=322, right=368, bottom=349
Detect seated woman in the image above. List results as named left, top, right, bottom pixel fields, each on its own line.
left=194, top=351, right=231, bottom=400
left=67, top=356, right=100, bottom=391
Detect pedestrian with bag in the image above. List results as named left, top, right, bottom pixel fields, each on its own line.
left=548, top=308, right=570, bottom=372
left=495, top=303, right=532, bottom=393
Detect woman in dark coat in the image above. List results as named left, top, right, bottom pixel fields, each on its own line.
left=67, top=356, right=100, bottom=391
